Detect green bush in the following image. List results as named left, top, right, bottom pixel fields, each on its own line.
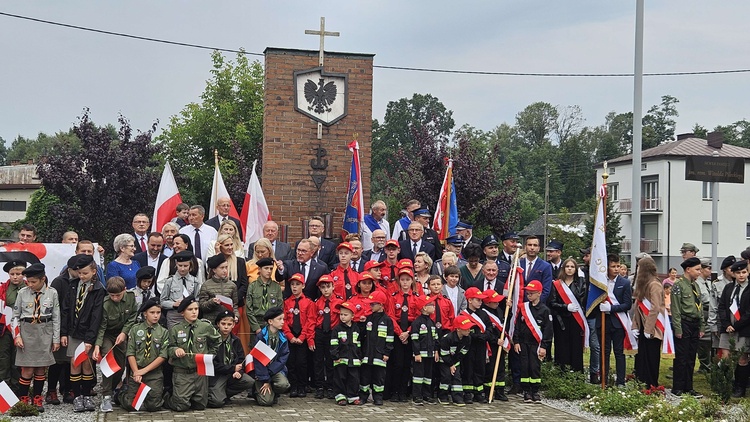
left=8, top=400, right=39, bottom=417
left=540, top=362, right=600, bottom=400
left=711, top=346, right=741, bottom=403
left=581, top=381, right=659, bottom=416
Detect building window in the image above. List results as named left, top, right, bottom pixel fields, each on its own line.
left=607, top=183, right=619, bottom=201
left=702, top=182, right=713, bottom=200
left=642, top=178, right=659, bottom=210
left=609, top=167, right=616, bottom=174
left=702, top=221, right=717, bottom=244
left=746, top=223, right=750, bottom=239
left=641, top=163, right=647, bottom=171
left=0, top=201, right=26, bottom=212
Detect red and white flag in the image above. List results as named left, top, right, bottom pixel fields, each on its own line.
left=73, top=341, right=89, bottom=367
left=481, top=309, right=511, bottom=352
left=0, top=381, right=18, bottom=413
left=195, top=353, right=215, bottom=376
left=0, top=304, right=10, bottom=326
left=131, top=382, right=152, bottom=411
left=209, top=160, right=240, bottom=222
left=459, top=310, right=486, bottom=333
left=244, top=353, right=254, bottom=373
left=240, top=160, right=270, bottom=246
left=151, top=161, right=183, bottom=233
left=731, top=298, right=741, bottom=321
left=216, top=295, right=234, bottom=312
left=99, top=349, right=121, bottom=378
left=250, top=340, right=277, bottom=366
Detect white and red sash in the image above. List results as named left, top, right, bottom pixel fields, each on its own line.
left=520, top=302, right=543, bottom=345
left=552, top=280, right=590, bottom=348
left=481, top=308, right=511, bottom=352
left=607, top=289, right=638, bottom=350
left=639, top=298, right=675, bottom=356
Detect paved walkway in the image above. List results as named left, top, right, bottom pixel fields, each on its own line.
left=103, top=394, right=589, bottom=422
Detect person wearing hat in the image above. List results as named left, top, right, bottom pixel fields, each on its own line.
left=545, top=240, right=564, bottom=278
left=437, top=316, right=474, bottom=406
left=695, top=258, right=713, bottom=374
left=717, top=260, right=750, bottom=397
left=330, top=301, right=363, bottom=405
left=156, top=233, right=206, bottom=297
left=399, top=221, right=437, bottom=263
left=513, top=280, right=552, bottom=403
left=282, top=273, right=315, bottom=398
left=709, top=256, right=737, bottom=351
left=164, top=295, right=221, bottom=411
left=12, top=263, right=60, bottom=412
left=578, top=247, right=591, bottom=280
left=432, top=236, right=467, bottom=277
left=412, top=208, right=443, bottom=258
left=364, top=260, right=389, bottom=301
left=208, top=309, right=254, bottom=408
left=61, top=254, right=105, bottom=412
left=311, top=275, right=343, bottom=399
left=381, top=239, right=402, bottom=294
left=161, top=251, right=202, bottom=328
left=0, top=259, right=26, bottom=395
left=410, top=294, right=438, bottom=405
left=481, top=289, right=508, bottom=401
left=93, top=276, right=138, bottom=412
left=391, top=199, right=422, bottom=242
left=117, top=298, right=169, bottom=412
left=246, top=257, right=284, bottom=347
left=499, top=232, right=520, bottom=264
left=330, top=242, right=362, bottom=301
left=385, top=267, right=421, bottom=402
left=48, top=257, right=80, bottom=405
left=460, top=287, right=493, bottom=404
left=132, top=266, right=156, bottom=310
left=254, top=307, right=291, bottom=406
left=680, top=243, right=699, bottom=260
left=198, top=254, right=239, bottom=325
left=670, top=257, right=707, bottom=397
left=456, top=221, right=481, bottom=253
left=358, top=289, right=393, bottom=405
left=481, top=234, right=501, bottom=266
left=350, top=273, right=377, bottom=324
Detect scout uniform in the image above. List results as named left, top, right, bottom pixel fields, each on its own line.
left=670, top=257, right=707, bottom=396
left=312, top=275, right=342, bottom=399
left=282, top=273, right=315, bottom=397
left=161, top=251, right=201, bottom=328
left=359, top=290, right=393, bottom=405
left=164, top=295, right=221, bottom=411
left=96, top=288, right=137, bottom=400
left=0, top=259, right=26, bottom=394
left=118, top=298, right=170, bottom=412
left=717, top=260, right=750, bottom=397
left=438, top=317, right=473, bottom=406
left=410, top=295, right=439, bottom=404
left=208, top=310, right=254, bottom=408
left=512, top=281, right=553, bottom=403
left=131, top=266, right=156, bottom=311
left=331, top=301, right=362, bottom=405
left=254, top=307, right=291, bottom=406
left=245, top=258, right=284, bottom=347
left=198, top=254, right=239, bottom=326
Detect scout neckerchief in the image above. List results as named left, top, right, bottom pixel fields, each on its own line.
left=552, top=279, right=590, bottom=348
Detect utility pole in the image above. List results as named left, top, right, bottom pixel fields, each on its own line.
left=631, top=0, right=644, bottom=271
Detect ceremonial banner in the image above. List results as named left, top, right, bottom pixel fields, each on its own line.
left=342, top=140, right=364, bottom=238
left=151, top=161, right=182, bottom=233
left=432, top=158, right=458, bottom=241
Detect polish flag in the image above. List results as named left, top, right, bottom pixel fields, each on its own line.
left=73, top=342, right=89, bottom=367
left=240, top=160, right=270, bottom=246
left=216, top=295, right=234, bottom=312
left=250, top=340, right=277, bottom=366
left=150, top=161, right=183, bottom=233
left=731, top=299, right=741, bottom=321
left=209, top=159, right=240, bottom=221
left=195, top=353, right=215, bottom=376
left=0, top=304, right=10, bottom=326
left=244, top=353, right=254, bottom=373
left=0, top=381, right=18, bottom=413
left=131, top=383, right=152, bottom=411
left=99, top=349, right=121, bottom=378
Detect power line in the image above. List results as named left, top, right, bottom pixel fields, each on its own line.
left=2, top=11, right=750, bottom=78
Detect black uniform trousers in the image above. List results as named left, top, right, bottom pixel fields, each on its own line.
left=484, top=343, right=506, bottom=393
left=287, top=343, right=309, bottom=390
left=461, top=340, right=486, bottom=398
left=313, top=328, right=333, bottom=391
left=635, top=333, right=661, bottom=388
left=673, top=319, right=700, bottom=392
left=553, top=315, right=584, bottom=372
left=360, top=364, right=386, bottom=401
left=333, top=365, right=360, bottom=402
left=518, top=342, right=541, bottom=393
left=412, top=358, right=434, bottom=400
left=439, top=362, right=464, bottom=403
left=385, top=339, right=411, bottom=398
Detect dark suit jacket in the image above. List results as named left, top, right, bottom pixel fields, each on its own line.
left=248, top=240, right=294, bottom=261
left=205, top=215, right=244, bottom=240
left=595, top=275, right=632, bottom=329
left=718, top=282, right=750, bottom=337
left=295, top=238, right=339, bottom=269
left=133, top=251, right=167, bottom=273
left=362, top=249, right=386, bottom=263
left=277, top=259, right=329, bottom=300
left=398, top=239, right=437, bottom=262
left=133, top=233, right=149, bottom=255
left=350, top=258, right=366, bottom=273
left=519, top=257, right=554, bottom=303
left=461, top=236, right=482, bottom=257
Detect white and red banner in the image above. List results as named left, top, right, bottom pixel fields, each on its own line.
left=209, top=160, right=240, bottom=221
left=244, top=353, right=254, bottom=373
left=0, top=243, right=101, bottom=280
left=552, top=279, right=590, bottom=348
left=639, top=298, right=675, bottom=356
left=607, top=292, right=638, bottom=351
left=481, top=308, right=511, bottom=352
left=0, top=381, right=18, bottom=413
left=240, top=160, right=270, bottom=247
left=151, top=161, right=182, bottom=233
left=73, top=341, right=89, bottom=367
left=99, top=349, right=122, bottom=378
left=459, top=310, right=486, bottom=333
left=195, top=353, right=215, bottom=376
left=131, top=383, right=152, bottom=411
left=250, top=340, right=277, bottom=366
left=216, top=295, right=234, bottom=313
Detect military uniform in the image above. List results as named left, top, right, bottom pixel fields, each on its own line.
left=118, top=321, right=169, bottom=411
left=96, top=291, right=137, bottom=396
left=165, top=318, right=220, bottom=411
left=245, top=279, right=283, bottom=346
left=670, top=275, right=706, bottom=394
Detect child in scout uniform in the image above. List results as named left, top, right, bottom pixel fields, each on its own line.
left=161, top=251, right=201, bottom=328
left=254, top=307, right=291, bottom=406
left=49, top=255, right=83, bottom=405
left=61, top=254, right=105, bottom=412
left=512, top=280, right=553, bottom=403
left=410, top=294, right=439, bottom=405
left=12, top=263, right=60, bottom=412
left=0, top=259, right=26, bottom=397
left=462, top=287, right=495, bottom=404
left=385, top=267, right=420, bottom=402
left=438, top=316, right=474, bottom=406
left=164, top=295, right=221, bottom=411
left=131, top=266, right=156, bottom=310
left=282, top=273, right=315, bottom=397
left=359, top=289, right=393, bottom=405
left=199, top=254, right=239, bottom=325
left=312, top=275, right=342, bottom=399
left=718, top=260, right=750, bottom=397
left=246, top=258, right=283, bottom=347
left=118, top=298, right=169, bottom=412
left=331, top=301, right=362, bottom=405
left=482, top=289, right=508, bottom=401
left=93, top=276, right=137, bottom=412
left=329, top=242, right=361, bottom=301
left=208, top=309, right=254, bottom=407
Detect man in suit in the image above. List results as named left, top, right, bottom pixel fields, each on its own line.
left=132, top=213, right=150, bottom=254
left=545, top=240, right=564, bottom=279
left=178, top=205, right=218, bottom=261
left=499, top=232, right=520, bottom=264
left=205, top=197, right=244, bottom=240
left=349, top=239, right=366, bottom=272
left=301, top=216, right=338, bottom=269
left=363, top=229, right=387, bottom=263
left=398, top=222, right=436, bottom=262
left=455, top=221, right=481, bottom=255
left=276, top=238, right=329, bottom=300
left=133, top=232, right=167, bottom=274
left=247, top=221, right=294, bottom=261
left=412, top=208, right=443, bottom=258
left=596, top=254, right=632, bottom=387
left=518, top=235, right=553, bottom=303
left=361, top=200, right=390, bottom=251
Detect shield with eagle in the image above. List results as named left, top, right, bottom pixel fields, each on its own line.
left=294, top=67, right=348, bottom=126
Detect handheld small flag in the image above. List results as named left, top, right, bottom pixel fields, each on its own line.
left=216, top=295, right=234, bottom=312
left=73, top=341, right=89, bottom=367
left=195, top=354, right=215, bottom=376
left=731, top=299, right=741, bottom=321
left=99, top=349, right=122, bottom=378
left=0, top=381, right=19, bottom=413
left=250, top=340, right=277, bottom=366
left=244, top=353, right=254, bottom=373
left=131, top=383, right=152, bottom=411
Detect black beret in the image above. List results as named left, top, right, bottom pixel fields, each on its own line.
left=741, top=248, right=750, bottom=261
left=3, top=259, right=26, bottom=273
left=680, top=257, right=701, bottom=270
left=214, top=309, right=234, bottom=325
left=71, top=255, right=94, bottom=270
left=138, top=297, right=160, bottom=314
left=731, top=260, right=748, bottom=273
left=21, top=262, right=45, bottom=278
left=721, top=255, right=737, bottom=270
left=173, top=250, right=194, bottom=262
left=263, top=306, right=283, bottom=322
left=136, top=266, right=156, bottom=280
left=176, top=294, right=197, bottom=313
left=67, top=254, right=83, bottom=269
left=206, top=254, right=226, bottom=270
left=256, top=257, right=274, bottom=268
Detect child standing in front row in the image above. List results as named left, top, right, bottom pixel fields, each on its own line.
left=331, top=301, right=362, bottom=405
left=437, top=316, right=473, bottom=406
left=513, top=280, right=553, bottom=403
left=312, top=275, right=342, bottom=399
left=411, top=295, right=439, bottom=405
left=359, top=290, right=393, bottom=405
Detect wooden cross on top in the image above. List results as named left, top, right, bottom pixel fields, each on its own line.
left=305, top=17, right=339, bottom=67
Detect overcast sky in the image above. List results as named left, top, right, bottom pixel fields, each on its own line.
left=1, top=1, right=749, bottom=145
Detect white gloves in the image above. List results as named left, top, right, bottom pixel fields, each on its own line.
left=644, top=332, right=652, bottom=339
left=631, top=329, right=640, bottom=338
left=567, top=303, right=579, bottom=312
left=599, top=303, right=612, bottom=313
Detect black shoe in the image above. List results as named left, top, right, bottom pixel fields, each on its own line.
left=374, top=397, right=383, bottom=405
left=532, top=393, right=542, bottom=403
left=272, top=395, right=279, bottom=405
left=732, top=387, right=746, bottom=398
left=463, top=393, right=473, bottom=405
left=399, top=393, right=408, bottom=402
left=523, top=392, right=532, bottom=403
left=390, top=392, right=400, bottom=403
left=496, top=391, right=508, bottom=402
left=413, top=398, right=423, bottom=405
left=298, top=389, right=307, bottom=398
left=326, top=389, right=335, bottom=400
left=423, top=397, right=435, bottom=404
left=671, top=389, right=683, bottom=396
left=589, top=373, right=600, bottom=384
left=315, top=388, right=324, bottom=399
left=688, top=390, right=703, bottom=399
left=476, top=393, right=488, bottom=404
left=63, top=391, right=75, bottom=404
left=290, top=387, right=299, bottom=398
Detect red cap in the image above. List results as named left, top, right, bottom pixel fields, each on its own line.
left=359, top=273, right=375, bottom=283
left=336, top=301, right=356, bottom=313
left=317, top=274, right=333, bottom=286
left=363, top=260, right=385, bottom=271
left=455, top=316, right=476, bottom=331
left=384, top=239, right=400, bottom=249
left=464, top=287, right=486, bottom=300
left=482, top=290, right=505, bottom=303
left=367, top=290, right=388, bottom=305
left=289, top=273, right=305, bottom=284
left=524, top=280, right=543, bottom=292
left=336, top=242, right=353, bottom=252
left=398, top=267, right=414, bottom=278
left=397, top=259, right=414, bottom=269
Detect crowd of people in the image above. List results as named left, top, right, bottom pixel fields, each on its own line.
left=1, top=197, right=749, bottom=415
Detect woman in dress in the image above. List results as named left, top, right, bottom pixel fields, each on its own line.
left=106, top=234, right=141, bottom=290
left=547, top=257, right=586, bottom=372
left=459, top=243, right=484, bottom=290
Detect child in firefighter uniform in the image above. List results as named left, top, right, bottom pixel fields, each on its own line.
left=437, top=315, right=474, bottom=406
left=359, top=290, right=393, bottom=405
left=410, top=294, right=439, bottom=405
left=462, top=287, right=496, bottom=404
left=330, top=301, right=362, bottom=405
left=512, top=280, right=553, bottom=403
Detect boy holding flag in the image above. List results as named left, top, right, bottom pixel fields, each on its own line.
left=253, top=307, right=290, bottom=406
left=208, top=309, right=254, bottom=407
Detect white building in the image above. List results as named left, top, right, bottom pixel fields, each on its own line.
left=0, top=162, right=41, bottom=224
left=596, top=133, right=750, bottom=273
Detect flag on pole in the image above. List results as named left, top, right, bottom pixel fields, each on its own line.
left=0, top=381, right=18, bottom=413
left=73, top=342, right=89, bottom=367
left=250, top=340, right=277, bottom=366
left=432, top=158, right=459, bottom=241
left=240, top=160, right=270, bottom=246
left=99, top=349, right=122, bottom=378
left=209, top=154, right=240, bottom=221
left=151, top=161, right=183, bottom=233
left=244, top=353, right=254, bottom=373
left=342, top=140, right=364, bottom=239
left=195, top=354, right=215, bottom=376
left=585, top=185, right=609, bottom=317
left=131, top=383, right=152, bottom=411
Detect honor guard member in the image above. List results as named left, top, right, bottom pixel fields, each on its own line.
left=670, top=257, right=706, bottom=397
left=208, top=309, right=254, bottom=407
left=246, top=257, right=283, bottom=347
left=481, top=234, right=501, bottom=265
left=437, top=316, right=473, bottom=406
left=412, top=209, right=443, bottom=258
left=359, top=290, right=394, bottom=405
left=717, top=260, right=750, bottom=397
left=455, top=221, right=481, bottom=255
left=710, top=256, right=737, bottom=350
left=545, top=240, right=564, bottom=278
left=513, top=280, right=552, bottom=403
left=118, top=298, right=169, bottom=412
left=499, top=232, right=520, bottom=264
left=164, top=295, right=221, bottom=411
left=410, top=294, right=439, bottom=405
left=0, top=259, right=26, bottom=395
left=432, top=235, right=467, bottom=277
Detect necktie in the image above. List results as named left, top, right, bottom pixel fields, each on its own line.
left=351, top=261, right=357, bottom=271
left=224, top=339, right=231, bottom=364
left=344, top=269, right=352, bottom=299
left=262, top=283, right=269, bottom=310
left=269, top=334, right=278, bottom=351
left=434, top=296, right=442, bottom=328
left=33, top=292, right=41, bottom=323
left=300, top=262, right=307, bottom=279
left=222, top=217, right=227, bottom=222
left=144, top=327, right=153, bottom=359
left=323, top=298, right=331, bottom=332
left=292, top=297, right=302, bottom=336
left=75, top=282, right=87, bottom=318
left=412, top=242, right=418, bottom=258
left=733, top=284, right=741, bottom=302
left=181, top=276, right=188, bottom=296
left=400, top=293, right=409, bottom=330
left=487, top=280, right=493, bottom=291
left=142, top=289, right=150, bottom=303
left=692, top=282, right=702, bottom=313
left=193, top=228, right=202, bottom=260
left=527, top=260, right=533, bottom=275
left=390, top=265, right=396, bottom=282
left=140, top=236, right=146, bottom=252
left=186, top=324, right=195, bottom=351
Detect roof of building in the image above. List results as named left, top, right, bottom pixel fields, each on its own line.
left=0, top=164, right=41, bottom=189
left=600, top=137, right=750, bottom=167
left=519, top=212, right=590, bottom=237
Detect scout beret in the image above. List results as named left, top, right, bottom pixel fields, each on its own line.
left=173, top=250, right=194, bottom=262
left=214, top=309, right=235, bottom=325
left=66, top=255, right=81, bottom=269
left=680, top=257, right=701, bottom=270
left=721, top=255, right=737, bottom=270
left=176, top=294, right=197, bottom=313
left=21, top=262, right=45, bottom=278
left=256, top=257, right=274, bottom=268
left=731, top=260, right=748, bottom=273
left=71, top=254, right=94, bottom=270
left=3, top=259, right=26, bottom=273
left=206, top=254, right=226, bottom=270
left=263, top=306, right=283, bottom=321
left=136, top=266, right=155, bottom=280
left=741, top=248, right=750, bottom=261
left=138, top=297, right=160, bottom=314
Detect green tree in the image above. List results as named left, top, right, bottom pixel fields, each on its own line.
left=713, top=120, right=750, bottom=149
left=642, top=95, right=679, bottom=149
left=0, top=136, right=6, bottom=166
left=22, top=187, right=70, bottom=242
left=6, top=130, right=81, bottom=163
left=158, top=50, right=264, bottom=208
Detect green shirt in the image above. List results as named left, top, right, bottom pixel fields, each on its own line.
left=670, top=275, right=707, bottom=336
left=96, top=291, right=138, bottom=346
left=126, top=321, right=169, bottom=368
left=167, top=318, right=220, bottom=369
left=245, top=279, right=283, bottom=332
